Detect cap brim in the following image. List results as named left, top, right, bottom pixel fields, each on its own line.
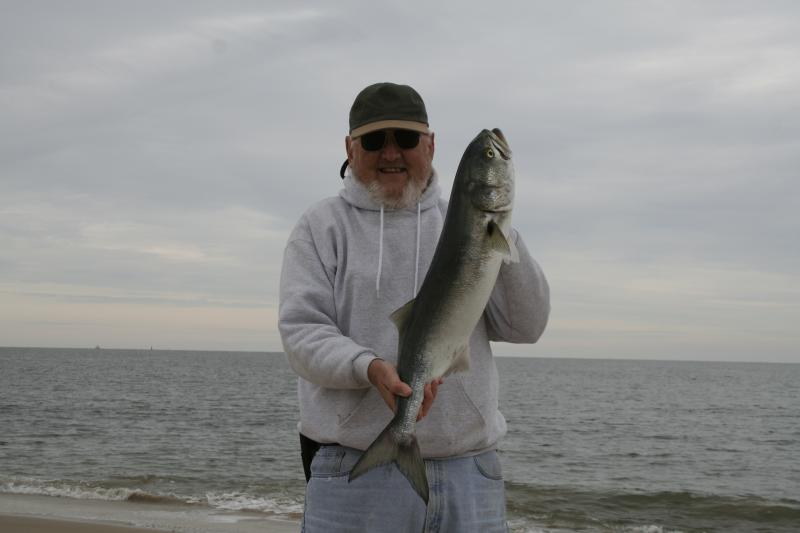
left=351, top=120, right=430, bottom=138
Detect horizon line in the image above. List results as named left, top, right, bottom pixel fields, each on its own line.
left=1, top=345, right=797, bottom=365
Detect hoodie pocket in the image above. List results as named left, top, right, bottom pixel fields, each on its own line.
left=455, top=347, right=501, bottom=430
left=337, top=388, right=372, bottom=428
left=454, top=375, right=489, bottom=426
left=337, top=387, right=390, bottom=448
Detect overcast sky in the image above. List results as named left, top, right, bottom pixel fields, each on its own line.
left=1, top=1, right=798, bottom=362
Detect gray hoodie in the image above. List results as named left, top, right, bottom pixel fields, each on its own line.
left=279, top=170, right=549, bottom=458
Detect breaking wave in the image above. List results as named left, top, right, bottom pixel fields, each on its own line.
left=0, top=477, right=303, bottom=519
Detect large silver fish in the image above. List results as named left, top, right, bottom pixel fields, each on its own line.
left=349, top=128, right=518, bottom=503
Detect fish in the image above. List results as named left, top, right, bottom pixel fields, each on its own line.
left=348, top=128, right=518, bottom=503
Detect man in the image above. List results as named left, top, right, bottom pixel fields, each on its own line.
left=279, top=82, right=550, bottom=532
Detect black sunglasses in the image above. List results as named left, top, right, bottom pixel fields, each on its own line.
left=358, top=129, right=422, bottom=151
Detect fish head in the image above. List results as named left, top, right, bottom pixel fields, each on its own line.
left=458, top=128, right=514, bottom=212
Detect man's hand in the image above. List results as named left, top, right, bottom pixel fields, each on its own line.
left=367, top=358, right=443, bottom=421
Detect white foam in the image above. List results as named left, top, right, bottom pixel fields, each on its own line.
left=1, top=478, right=304, bottom=521
left=506, top=517, right=562, bottom=533
left=0, top=479, right=135, bottom=501
left=202, top=491, right=303, bottom=516
left=625, top=526, right=686, bottom=533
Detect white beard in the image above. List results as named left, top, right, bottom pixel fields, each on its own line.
left=350, top=170, right=430, bottom=209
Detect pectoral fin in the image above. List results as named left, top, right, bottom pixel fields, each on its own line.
left=389, top=298, right=416, bottom=337
left=487, top=220, right=519, bottom=264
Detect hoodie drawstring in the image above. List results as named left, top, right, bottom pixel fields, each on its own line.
left=376, top=204, right=384, bottom=297
left=375, top=202, right=422, bottom=299
left=414, top=201, right=421, bottom=296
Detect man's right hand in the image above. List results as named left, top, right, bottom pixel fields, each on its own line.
left=367, top=358, right=443, bottom=421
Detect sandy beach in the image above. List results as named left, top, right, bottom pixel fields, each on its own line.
left=0, top=515, right=167, bottom=533
left=0, top=493, right=299, bottom=533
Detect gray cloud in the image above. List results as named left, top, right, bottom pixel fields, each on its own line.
left=1, top=1, right=798, bottom=360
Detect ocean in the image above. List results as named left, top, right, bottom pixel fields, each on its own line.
left=1, top=347, right=798, bottom=532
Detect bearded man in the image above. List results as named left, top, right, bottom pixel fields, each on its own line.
left=279, top=82, right=550, bottom=532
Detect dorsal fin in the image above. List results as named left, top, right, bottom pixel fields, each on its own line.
left=389, top=298, right=416, bottom=337
left=487, top=220, right=519, bottom=263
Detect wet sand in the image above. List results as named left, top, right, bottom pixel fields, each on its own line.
left=0, top=493, right=299, bottom=533
left=0, top=515, right=170, bottom=533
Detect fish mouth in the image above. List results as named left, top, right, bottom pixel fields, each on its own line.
left=489, top=128, right=512, bottom=160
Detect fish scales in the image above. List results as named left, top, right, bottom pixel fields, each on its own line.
left=349, top=128, right=518, bottom=504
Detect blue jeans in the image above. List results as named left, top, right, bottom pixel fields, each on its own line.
left=302, top=445, right=509, bottom=533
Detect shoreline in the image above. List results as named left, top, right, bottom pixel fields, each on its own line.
left=0, top=515, right=170, bottom=533
left=0, top=493, right=299, bottom=533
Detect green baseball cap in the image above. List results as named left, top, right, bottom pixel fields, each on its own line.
left=341, top=82, right=430, bottom=177
left=349, top=82, right=430, bottom=137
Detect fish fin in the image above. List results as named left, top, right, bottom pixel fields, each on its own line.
left=389, top=298, right=416, bottom=336
left=349, top=423, right=429, bottom=504
left=444, top=344, right=471, bottom=377
left=505, top=235, right=520, bottom=264
left=395, top=435, right=429, bottom=503
left=487, top=220, right=519, bottom=264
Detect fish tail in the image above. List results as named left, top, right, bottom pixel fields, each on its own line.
left=348, top=424, right=429, bottom=504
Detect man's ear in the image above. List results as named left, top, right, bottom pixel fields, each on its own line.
left=345, top=136, right=354, bottom=162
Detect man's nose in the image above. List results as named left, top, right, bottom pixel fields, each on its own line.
left=380, top=133, right=401, bottom=159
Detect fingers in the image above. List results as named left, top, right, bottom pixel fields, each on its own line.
left=417, top=383, right=432, bottom=421
left=381, top=363, right=412, bottom=399
left=388, top=380, right=412, bottom=397
left=369, top=359, right=445, bottom=419
left=384, top=373, right=412, bottom=414
left=378, top=383, right=397, bottom=413
left=417, top=378, right=444, bottom=421
left=369, top=359, right=412, bottom=413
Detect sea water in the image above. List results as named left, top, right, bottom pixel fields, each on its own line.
left=1, top=347, right=798, bottom=532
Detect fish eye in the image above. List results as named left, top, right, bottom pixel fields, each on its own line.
left=485, top=148, right=495, bottom=158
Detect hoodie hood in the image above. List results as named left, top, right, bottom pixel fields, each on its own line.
left=339, top=168, right=442, bottom=298
left=339, top=169, right=442, bottom=212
